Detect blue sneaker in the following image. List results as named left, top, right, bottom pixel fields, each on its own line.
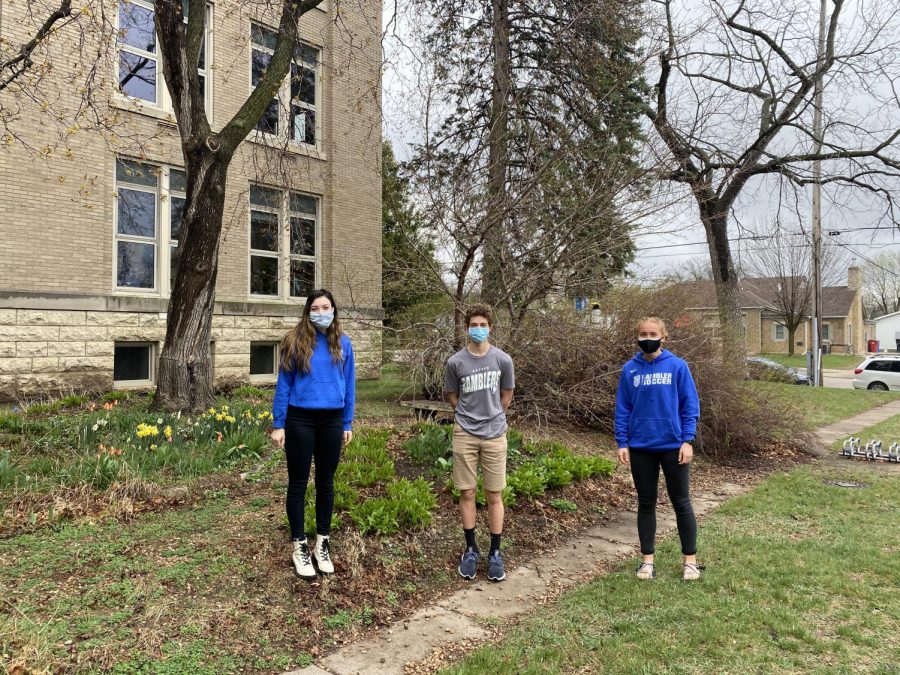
left=487, top=553, right=506, bottom=582
left=458, top=549, right=480, bottom=579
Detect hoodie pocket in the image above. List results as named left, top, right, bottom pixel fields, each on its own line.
left=629, top=417, right=680, bottom=448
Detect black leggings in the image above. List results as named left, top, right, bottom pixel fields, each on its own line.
left=629, top=449, right=697, bottom=556
left=284, top=407, right=344, bottom=540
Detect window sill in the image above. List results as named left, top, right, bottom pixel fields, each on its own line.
left=111, top=94, right=179, bottom=125
left=246, top=132, right=327, bottom=161
left=247, top=295, right=306, bottom=304
left=250, top=374, right=278, bottom=383
left=113, top=381, right=157, bottom=389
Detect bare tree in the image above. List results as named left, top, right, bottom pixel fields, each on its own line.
left=862, top=251, right=900, bottom=318
left=742, top=222, right=848, bottom=355
left=646, top=0, right=900, bottom=359
left=0, top=0, right=73, bottom=94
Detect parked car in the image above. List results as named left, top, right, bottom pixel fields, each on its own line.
left=746, top=357, right=811, bottom=385
left=852, top=355, right=900, bottom=391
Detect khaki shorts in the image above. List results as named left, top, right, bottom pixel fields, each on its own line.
left=452, top=424, right=507, bottom=492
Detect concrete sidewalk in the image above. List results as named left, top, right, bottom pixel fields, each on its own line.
left=289, top=401, right=900, bottom=675
left=814, top=399, right=900, bottom=448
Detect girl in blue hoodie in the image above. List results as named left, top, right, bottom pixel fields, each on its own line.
left=615, top=317, right=701, bottom=581
left=271, top=289, right=356, bottom=579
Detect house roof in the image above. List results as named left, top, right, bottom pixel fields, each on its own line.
left=680, top=278, right=858, bottom=319
left=872, top=309, right=900, bottom=322
left=821, top=286, right=857, bottom=318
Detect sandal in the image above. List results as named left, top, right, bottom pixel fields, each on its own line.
left=636, top=562, right=656, bottom=580
left=683, top=563, right=701, bottom=581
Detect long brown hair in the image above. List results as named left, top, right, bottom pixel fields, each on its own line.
left=280, top=289, right=345, bottom=373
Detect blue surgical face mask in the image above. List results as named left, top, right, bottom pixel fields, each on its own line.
left=468, top=327, right=490, bottom=344
left=309, top=311, right=334, bottom=330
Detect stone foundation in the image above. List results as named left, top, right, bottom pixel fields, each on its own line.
left=0, top=295, right=382, bottom=401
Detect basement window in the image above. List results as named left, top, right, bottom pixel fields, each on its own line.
left=250, top=342, right=278, bottom=378
left=114, top=342, right=155, bottom=386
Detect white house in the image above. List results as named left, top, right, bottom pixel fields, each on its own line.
left=872, top=311, right=900, bottom=353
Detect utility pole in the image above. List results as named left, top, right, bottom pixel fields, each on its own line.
left=811, top=0, right=827, bottom=386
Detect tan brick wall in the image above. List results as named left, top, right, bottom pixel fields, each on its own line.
left=0, top=1, right=383, bottom=399
left=743, top=309, right=762, bottom=354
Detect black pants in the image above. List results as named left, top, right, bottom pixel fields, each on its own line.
left=284, top=407, right=344, bottom=540
left=629, top=449, right=697, bottom=556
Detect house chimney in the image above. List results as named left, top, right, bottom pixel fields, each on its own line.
left=848, top=266, right=861, bottom=290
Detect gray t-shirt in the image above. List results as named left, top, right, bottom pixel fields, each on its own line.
left=444, top=345, right=515, bottom=439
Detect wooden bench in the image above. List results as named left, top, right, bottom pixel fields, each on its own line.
left=398, top=400, right=455, bottom=421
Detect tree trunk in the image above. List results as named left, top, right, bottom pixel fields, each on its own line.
left=481, top=0, right=510, bottom=306
left=155, top=154, right=228, bottom=412
left=787, top=326, right=797, bottom=356
left=699, top=206, right=744, bottom=364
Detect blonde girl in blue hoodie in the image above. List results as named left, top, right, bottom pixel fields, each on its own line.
left=615, top=317, right=701, bottom=581
left=271, top=289, right=356, bottom=580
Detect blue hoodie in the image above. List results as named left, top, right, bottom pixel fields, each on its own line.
left=614, top=349, right=700, bottom=451
left=272, top=332, right=356, bottom=431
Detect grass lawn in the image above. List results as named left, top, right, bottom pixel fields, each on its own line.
left=355, top=363, right=411, bottom=420
left=443, top=464, right=900, bottom=674
left=831, top=413, right=900, bottom=451
left=759, top=353, right=864, bottom=370
left=748, top=381, right=900, bottom=427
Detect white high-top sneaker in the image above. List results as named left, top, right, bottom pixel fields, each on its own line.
left=314, top=535, right=334, bottom=574
left=292, top=539, right=316, bottom=579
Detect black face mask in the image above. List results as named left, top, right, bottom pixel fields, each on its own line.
left=638, top=338, right=662, bottom=354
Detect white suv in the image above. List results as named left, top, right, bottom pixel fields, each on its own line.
left=852, top=355, right=900, bottom=391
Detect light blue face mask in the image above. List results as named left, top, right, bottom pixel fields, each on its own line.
left=309, top=311, right=334, bottom=330
left=468, top=327, right=490, bottom=344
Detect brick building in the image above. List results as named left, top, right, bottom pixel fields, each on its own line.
left=0, top=1, right=383, bottom=401
left=677, top=267, right=868, bottom=355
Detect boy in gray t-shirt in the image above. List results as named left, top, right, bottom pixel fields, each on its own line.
left=443, top=304, right=515, bottom=582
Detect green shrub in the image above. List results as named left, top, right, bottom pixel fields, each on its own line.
left=528, top=440, right=572, bottom=459
left=59, top=394, right=90, bottom=408
left=215, top=428, right=269, bottom=465
left=0, top=413, right=24, bottom=434
left=102, top=390, right=132, bottom=402
left=339, top=430, right=394, bottom=486
left=550, top=498, right=578, bottom=512
left=350, top=498, right=400, bottom=535
left=231, top=386, right=273, bottom=400
left=535, top=457, right=574, bottom=488
left=333, top=481, right=360, bottom=512
left=507, top=428, right=524, bottom=453
left=0, top=451, right=20, bottom=487
left=404, top=423, right=451, bottom=465
left=507, top=465, right=547, bottom=499
left=386, top=478, right=437, bottom=530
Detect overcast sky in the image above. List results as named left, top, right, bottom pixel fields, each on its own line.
left=380, top=0, right=900, bottom=285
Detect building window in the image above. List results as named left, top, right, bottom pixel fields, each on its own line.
left=115, top=159, right=185, bottom=295
left=822, top=323, right=831, bottom=342
left=250, top=342, right=278, bottom=377
left=250, top=23, right=320, bottom=147
left=289, top=193, right=317, bottom=298
left=116, top=160, right=158, bottom=290
left=250, top=187, right=282, bottom=297
left=249, top=187, right=319, bottom=299
left=114, top=342, right=155, bottom=385
left=117, top=1, right=211, bottom=114
left=774, top=323, right=786, bottom=341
